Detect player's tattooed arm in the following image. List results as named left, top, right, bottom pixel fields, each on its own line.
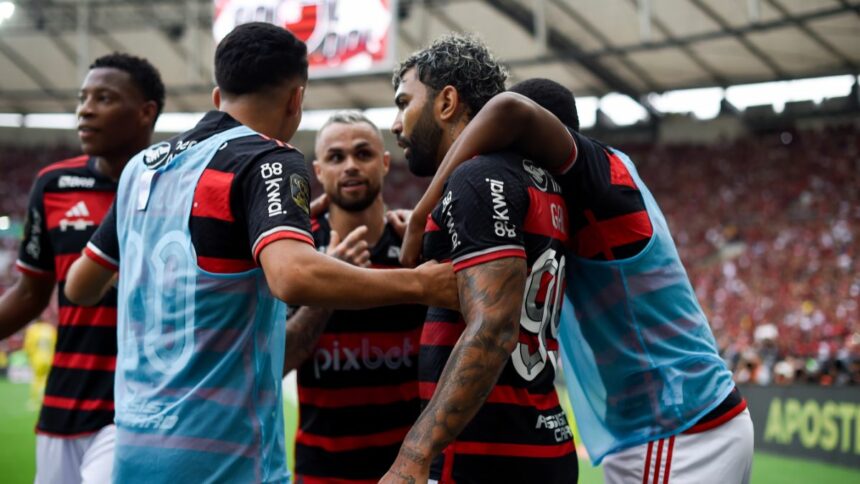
left=381, top=257, right=526, bottom=483
left=283, top=306, right=332, bottom=375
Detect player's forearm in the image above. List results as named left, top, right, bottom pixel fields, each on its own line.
left=414, top=92, right=573, bottom=218
left=390, top=258, right=525, bottom=475
left=64, top=256, right=116, bottom=307
left=393, top=316, right=516, bottom=468
left=0, top=276, right=53, bottom=340
left=283, top=306, right=333, bottom=375
left=279, top=258, right=422, bottom=308
left=263, top=242, right=419, bottom=308
left=262, top=239, right=457, bottom=310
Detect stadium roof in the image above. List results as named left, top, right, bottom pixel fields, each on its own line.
left=0, top=0, right=858, bottom=114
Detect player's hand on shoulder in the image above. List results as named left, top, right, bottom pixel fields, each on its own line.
left=415, top=259, right=459, bottom=311
left=385, top=208, right=412, bottom=239
left=326, top=225, right=371, bottom=267
left=309, top=193, right=329, bottom=218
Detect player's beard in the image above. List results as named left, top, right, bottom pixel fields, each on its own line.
left=404, top=102, right=443, bottom=177
left=330, top=180, right=381, bottom=213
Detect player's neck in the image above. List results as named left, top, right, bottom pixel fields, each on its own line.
left=219, top=93, right=297, bottom=143
left=93, top=148, right=142, bottom=181
left=328, top=197, right=386, bottom=247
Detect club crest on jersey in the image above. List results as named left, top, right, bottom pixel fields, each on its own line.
left=143, top=142, right=172, bottom=169
left=290, top=174, right=310, bottom=215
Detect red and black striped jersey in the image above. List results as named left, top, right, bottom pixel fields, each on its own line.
left=87, top=111, right=315, bottom=274
left=293, top=214, right=427, bottom=483
left=554, top=130, right=653, bottom=261
left=557, top=130, right=745, bottom=431
left=17, top=155, right=118, bottom=436
left=422, top=152, right=578, bottom=484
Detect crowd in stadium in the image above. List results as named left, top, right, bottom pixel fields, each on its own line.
left=1, top=123, right=858, bottom=388
left=633, top=124, right=860, bottom=387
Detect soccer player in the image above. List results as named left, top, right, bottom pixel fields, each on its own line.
left=0, top=53, right=164, bottom=484
left=381, top=35, right=579, bottom=483
left=285, top=111, right=427, bottom=482
left=63, top=23, right=456, bottom=483
left=23, top=320, right=57, bottom=407
left=400, top=78, right=754, bottom=484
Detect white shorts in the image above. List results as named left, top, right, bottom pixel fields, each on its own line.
left=35, top=424, right=116, bottom=484
left=603, top=409, right=754, bottom=484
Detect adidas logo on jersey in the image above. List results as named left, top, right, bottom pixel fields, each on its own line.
left=59, top=201, right=95, bottom=231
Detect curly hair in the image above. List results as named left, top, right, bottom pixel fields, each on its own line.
left=393, top=33, right=507, bottom=117
left=90, top=52, right=165, bottom=123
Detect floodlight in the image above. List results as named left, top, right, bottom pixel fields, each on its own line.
left=0, top=2, right=15, bottom=25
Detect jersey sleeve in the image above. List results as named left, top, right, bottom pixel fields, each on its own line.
left=16, top=179, right=54, bottom=278
left=443, top=156, right=529, bottom=273
left=240, top=149, right=315, bottom=261
left=550, top=129, right=615, bottom=205
left=84, top=200, right=119, bottom=271
left=549, top=126, right=580, bottom=175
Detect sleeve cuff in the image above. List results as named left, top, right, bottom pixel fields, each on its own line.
left=84, top=243, right=119, bottom=271
left=252, top=226, right=316, bottom=261
left=551, top=140, right=578, bottom=175
left=451, top=245, right=527, bottom=272
left=15, top=260, right=54, bottom=279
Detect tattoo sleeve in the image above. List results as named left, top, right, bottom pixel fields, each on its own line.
left=397, top=257, right=527, bottom=464
left=283, top=306, right=333, bottom=375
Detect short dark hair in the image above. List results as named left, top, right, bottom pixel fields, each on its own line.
left=393, top=33, right=507, bottom=117
left=90, top=52, right=165, bottom=121
left=215, top=22, right=308, bottom=96
left=509, top=78, right=579, bottom=131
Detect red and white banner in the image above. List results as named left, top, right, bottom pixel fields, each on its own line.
left=213, top=0, right=397, bottom=78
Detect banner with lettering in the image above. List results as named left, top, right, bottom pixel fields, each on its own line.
left=743, top=385, right=860, bottom=469
left=213, top=0, right=397, bottom=78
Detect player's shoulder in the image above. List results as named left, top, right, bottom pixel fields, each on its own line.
left=450, top=150, right=525, bottom=183
left=35, top=155, right=90, bottom=181
left=210, top=133, right=305, bottom=177
left=31, top=155, right=110, bottom=197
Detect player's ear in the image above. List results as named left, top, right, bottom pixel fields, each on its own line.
left=139, top=100, right=158, bottom=130
left=436, top=85, right=461, bottom=123
left=212, top=87, right=221, bottom=109
left=382, top=150, right=391, bottom=175
left=312, top=159, right=322, bottom=178
left=286, top=85, right=304, bottom=116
